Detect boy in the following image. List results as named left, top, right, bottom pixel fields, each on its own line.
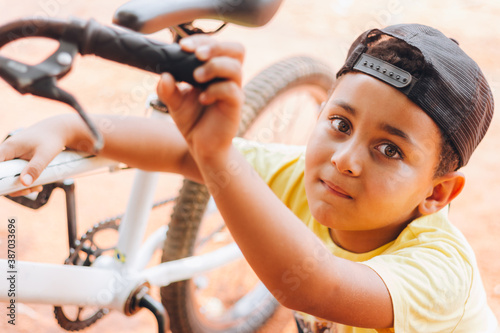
left=0, top=24, right=497, bottom=332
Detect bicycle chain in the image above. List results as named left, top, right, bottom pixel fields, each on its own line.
left=54, top=197, right=176, bottom=331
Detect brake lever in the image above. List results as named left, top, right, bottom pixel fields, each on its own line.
left=29, top=77, right=104, bottom=152
left=0, top=39, right=103, bottom=152
left=0, top=39, right=76, bottom=93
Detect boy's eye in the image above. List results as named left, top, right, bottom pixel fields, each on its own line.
left=330, top=117, right=351, bottom=134
left=376, top=143, right=402, bottom=159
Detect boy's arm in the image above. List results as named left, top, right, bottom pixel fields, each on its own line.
left=161, top=37, right=394, bottom=328
left=198, top=147, right=394, bottom=328
left=65, top=114, right=203, bottom=181
left=0, top=112, right=203, bottom=193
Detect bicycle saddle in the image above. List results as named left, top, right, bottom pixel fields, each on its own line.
left=114, top=0, right=283, bottom=34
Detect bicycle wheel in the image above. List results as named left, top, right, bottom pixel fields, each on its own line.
left=160, top=56, right=334, bottom=333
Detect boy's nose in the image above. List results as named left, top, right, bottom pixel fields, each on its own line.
left=330, top=142, right=362, bottom=177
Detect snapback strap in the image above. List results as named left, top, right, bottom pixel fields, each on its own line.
left=352, top=53, right=418, bottom=95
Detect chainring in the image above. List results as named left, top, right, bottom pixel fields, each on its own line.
left=54, top=218, right=119, bottom=331
left=52, top=196, right=175, bottom=331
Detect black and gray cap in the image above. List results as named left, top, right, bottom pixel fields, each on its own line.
left=337, top=24, right=494, bottom=168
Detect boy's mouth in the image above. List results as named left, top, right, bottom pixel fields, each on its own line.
left=320, top=179, right=353, bottom=199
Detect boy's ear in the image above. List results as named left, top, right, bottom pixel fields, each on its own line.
left=418, top=171, right=465, bottom=215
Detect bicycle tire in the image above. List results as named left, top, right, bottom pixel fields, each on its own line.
left=160, top=56, right=334, bottom=333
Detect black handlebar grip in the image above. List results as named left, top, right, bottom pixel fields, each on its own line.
left=76, top=19, right=204, bottom=87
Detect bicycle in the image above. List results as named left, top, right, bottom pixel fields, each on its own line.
left=0, top=0, right=334, bottom=332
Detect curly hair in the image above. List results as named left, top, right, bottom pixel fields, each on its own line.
left=363, top=32, right=460, bottom=178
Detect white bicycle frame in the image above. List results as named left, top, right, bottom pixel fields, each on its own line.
left=0, top=108, right=243, bottom=313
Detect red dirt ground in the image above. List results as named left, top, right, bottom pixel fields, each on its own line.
left=0, top=1, right=499, bottom=332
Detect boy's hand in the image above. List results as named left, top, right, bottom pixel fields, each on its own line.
left=0, top=119, right=70, bottom=196
left=157, top=35, right=245, bottom=163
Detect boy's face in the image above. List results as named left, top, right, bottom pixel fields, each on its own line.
left=305, top=73, right=442, bottom=243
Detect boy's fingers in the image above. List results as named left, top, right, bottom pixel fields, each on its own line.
left=157, top=73, right=205, bottom=135
left=20, top=150, right=53, bottom=186
left=193, top=57, right=243, bottom=85
left=21, top=165, right=40, bottom=187
left=0, top=140, right=18, bottom=162
left=179, top=35, right=216, bottom=52
left=199, top=81, right=244, bottom=108
left=180, top=36, right=244, bottom=62
left=8, top=186, right=43, bottom=198
left=195, top=42, right=245, bottom=63
left=157, top=73, right=184, bottom=109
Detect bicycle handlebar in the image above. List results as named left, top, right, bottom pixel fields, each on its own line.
left=78, top=19, right=203, bottom=85
left=0, top=17, right=209, bottom=152
left=0, top=17, right=204, bottom=89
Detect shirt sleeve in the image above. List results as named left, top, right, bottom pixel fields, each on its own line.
left=359, top=214, right=495, bottom=333
left=232, top=138, right=310, bottom=219
left=232, top=137, right=306, bottom=181
left=365, top=250, right=471, bottom=332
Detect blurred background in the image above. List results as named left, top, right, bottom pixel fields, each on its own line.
left=0, top=0, right=499, bottom=332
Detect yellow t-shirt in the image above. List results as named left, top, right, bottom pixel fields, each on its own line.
left=234, top=138, right=498, bottom=333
